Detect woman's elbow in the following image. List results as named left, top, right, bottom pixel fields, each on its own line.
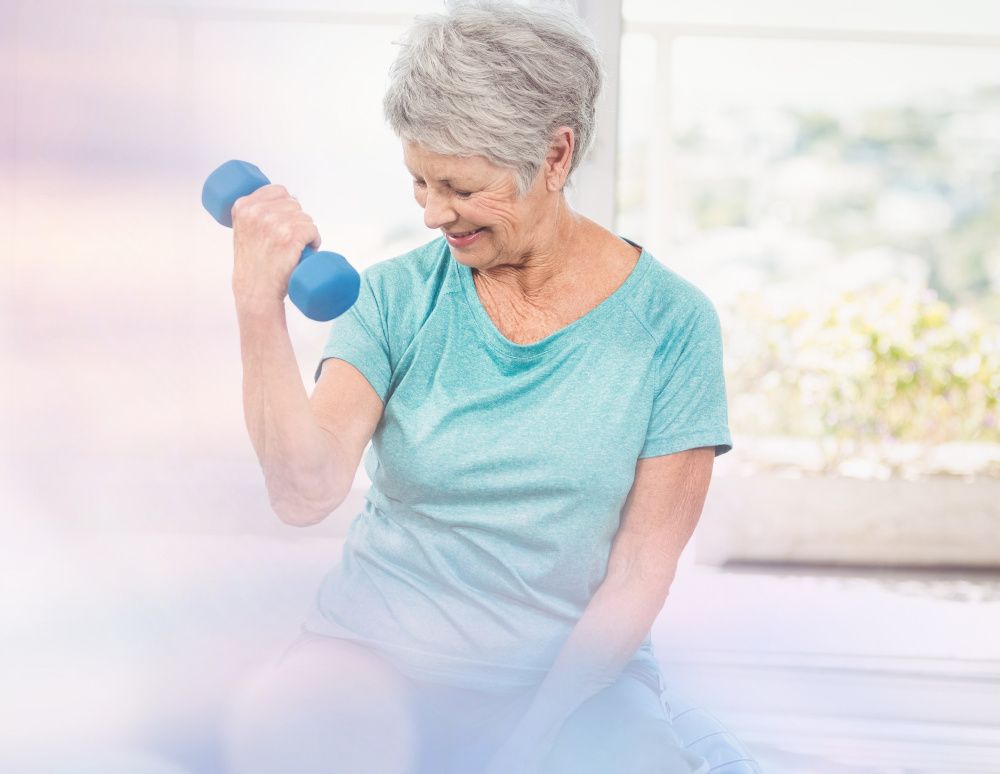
left=267, top=482, right=342, bottom=528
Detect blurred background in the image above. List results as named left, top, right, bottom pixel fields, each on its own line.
left=2, top=0, right=999, bottom=772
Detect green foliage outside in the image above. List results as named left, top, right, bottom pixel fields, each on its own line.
left=724, top=281, right=1000, bottom=476
left=655, top=85, right=1000, bottom=477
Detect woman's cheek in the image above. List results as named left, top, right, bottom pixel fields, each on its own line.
left=475, top=199, right=513, bottom=227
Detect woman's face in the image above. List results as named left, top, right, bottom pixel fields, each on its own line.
left=402, top=140, right=550, bottom=269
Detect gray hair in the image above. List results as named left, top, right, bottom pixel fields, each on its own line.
left=382, top=0, right=604, bottom=198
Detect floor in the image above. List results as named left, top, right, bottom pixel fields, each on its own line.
left=654, top=554, right=1000, bottom=773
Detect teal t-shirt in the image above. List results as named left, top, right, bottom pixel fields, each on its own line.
left=304, top=234, right=733, bottom=693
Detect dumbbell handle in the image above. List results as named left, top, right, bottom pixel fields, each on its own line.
left=202, top=160, right=360, bottom=321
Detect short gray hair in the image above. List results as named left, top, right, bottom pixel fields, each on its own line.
left=382, top=0, right=604, bottom=198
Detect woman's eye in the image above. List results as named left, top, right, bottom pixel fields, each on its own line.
left=411, top=179, right=471, bottom=199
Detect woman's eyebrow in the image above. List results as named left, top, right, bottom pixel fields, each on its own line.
left=404, top=164, right=466, bottom=186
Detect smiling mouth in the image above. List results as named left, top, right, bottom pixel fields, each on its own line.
left=446, top=228, right=485, bottom=237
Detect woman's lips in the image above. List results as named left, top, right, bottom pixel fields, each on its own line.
left=445, top=228, right=486, bottom=248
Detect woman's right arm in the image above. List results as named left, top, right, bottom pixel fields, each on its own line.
left=230, top=184, right=380, bottom=527
left=236, top=302, right=351, bottom=527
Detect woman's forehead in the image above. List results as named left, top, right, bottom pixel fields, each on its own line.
left=402, top=142, right=492, bottom=178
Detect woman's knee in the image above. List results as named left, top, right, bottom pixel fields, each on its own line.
left=221, top=636, right=419, bottom=774
left=606, top=718, right=710, bottom=774
left=540, top=677, right=709, bottom=774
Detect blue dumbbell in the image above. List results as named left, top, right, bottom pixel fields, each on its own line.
left=202, top=160, right=360, bottom=321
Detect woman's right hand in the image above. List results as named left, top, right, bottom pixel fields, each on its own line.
left=230, top=183, right=322, bottom=312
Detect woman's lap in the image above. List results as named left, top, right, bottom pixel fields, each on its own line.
left=274, top=630, right=709, bottom=774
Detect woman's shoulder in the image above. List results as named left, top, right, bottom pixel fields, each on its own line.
left=625, top=251, right=725, bottom=381
left=363, top=234, right=449, bottom=286
left=630, top=246, right=720, bottom=329
left=357, top=235, right=453, bottom=330
left=355, top=235, right=451, bottom=302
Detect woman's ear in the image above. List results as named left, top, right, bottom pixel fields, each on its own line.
left=544, top=126, right=575, bottom=192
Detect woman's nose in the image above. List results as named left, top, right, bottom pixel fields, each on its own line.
left=422, top=189, right=456, bottom=231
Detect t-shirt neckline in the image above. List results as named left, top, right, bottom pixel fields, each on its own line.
left=453, top=235, right=652, bottom=360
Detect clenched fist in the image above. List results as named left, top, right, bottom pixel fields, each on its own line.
left=230, top=183, right=322, bottom=311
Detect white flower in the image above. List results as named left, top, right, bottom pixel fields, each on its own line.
left=953, top=353, right=982, bottom=379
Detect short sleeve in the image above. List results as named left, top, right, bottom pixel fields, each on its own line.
left=312, top=267, right=392, bottom=402
left=639, top=300, right=733, bottom=459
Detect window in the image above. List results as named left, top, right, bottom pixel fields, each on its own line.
left=618, top=2, right=1000, bottom=566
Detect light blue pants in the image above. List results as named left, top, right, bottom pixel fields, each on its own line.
left=277, top=630, right=710, bottom=774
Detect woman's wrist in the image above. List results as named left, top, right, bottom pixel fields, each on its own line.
left=234, top=292, right=287, bottom=323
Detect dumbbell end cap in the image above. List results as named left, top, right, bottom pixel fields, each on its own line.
left=288, top=252, right=361, bottom=321
left=202, top=160, right=270, bottom=227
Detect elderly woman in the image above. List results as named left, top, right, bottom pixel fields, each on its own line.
left=225, top=1, right=731, bottom=773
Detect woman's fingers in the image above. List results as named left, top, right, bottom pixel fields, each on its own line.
left=230, top=183, right=323, bottom=306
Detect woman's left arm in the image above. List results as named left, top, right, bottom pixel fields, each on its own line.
left=485, top=446, right=716, bottom=770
